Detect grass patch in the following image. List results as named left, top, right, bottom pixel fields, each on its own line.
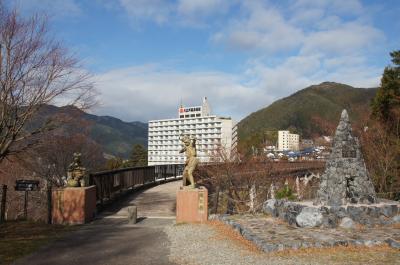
left=0, top=220, right=75, bottom=265
left=269, top=245, right=400, bottom=265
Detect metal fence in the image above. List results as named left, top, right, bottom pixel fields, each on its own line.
left=89, top=164, right=183, bottom=206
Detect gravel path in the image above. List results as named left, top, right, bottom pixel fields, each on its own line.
left=164, top=222, right=400, bottom=265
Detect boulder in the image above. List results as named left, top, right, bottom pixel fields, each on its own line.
left=392, top=215, right=400, bottom=223
left=380, top=205, right=398, bottom=217
left=263, top=199, right=277, bottom=216
left=385, top=238, right=400, bottom=249
left=339, top=217, right=355, bottom=229
left=296, top=207, right=323, bottom=227
left=330, top=206, right=347, bottom=218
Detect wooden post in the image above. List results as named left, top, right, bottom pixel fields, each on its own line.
left=47, top=182, right=52, bottom=224
left=127, top=206, right=137, bottom=224
left=1, top=185, right=7, bottom=223
left=24, top=191, right=28, bottom=220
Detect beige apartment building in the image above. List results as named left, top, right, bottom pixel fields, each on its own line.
left=278, top=130, right=300, bottom=151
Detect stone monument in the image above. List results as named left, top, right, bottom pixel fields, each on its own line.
left=263, top=110, right=400, bottom=228
left=315, top=109, right=377, bottom=206
left=176, top=135, right=208, bottom=223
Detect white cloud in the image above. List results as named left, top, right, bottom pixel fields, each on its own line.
left=118, top=0, right=173, bottom=25
left=92, top=52, right=381, bottom=123
left=177, top=0, right=231, bottom=16
left=301, top=22, right=384, bottom=55
left=213, top=5, right=304, bottom=52
left=109, top=0, right=233, bottom=27
left=93, top=65, right=270, bottom=122
left=241, top=50, right=380, bottom=107
left=289, top=8, right=325, bottom=25
left=212, top=0, right=382, bottom=56
left=292, top=0, right=364, bottom=16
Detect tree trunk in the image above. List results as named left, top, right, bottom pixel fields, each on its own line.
left=213, top=185, right=220, bottom=214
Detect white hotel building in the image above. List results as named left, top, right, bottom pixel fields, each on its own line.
left=148, top=98, right=237, bottom=165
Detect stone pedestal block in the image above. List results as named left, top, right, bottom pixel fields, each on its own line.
left=176, top=186, right=208, bottom=223
left=52, top=186, right=96, bottom=225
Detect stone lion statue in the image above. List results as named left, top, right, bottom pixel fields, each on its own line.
left=66, top=152, right=86, bottom=187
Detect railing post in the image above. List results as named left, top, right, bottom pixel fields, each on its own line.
left=174, top=165, right=177, bottom=179
left=1, top=184, right=7, bottom=223
left=24, top=190, right=28, bottom=220
left=47, top=181, right=52, bottom=224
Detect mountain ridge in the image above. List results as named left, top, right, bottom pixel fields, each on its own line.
left=34, top=105, right=148, bottom=158
left=238, top=82, right=377, bottom=145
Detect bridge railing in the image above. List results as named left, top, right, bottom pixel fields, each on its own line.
left=89, top=164, right=183, bottom=206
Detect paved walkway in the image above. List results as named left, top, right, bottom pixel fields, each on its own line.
left=13, top=181, right=181, bottom=265
left=99, top=180, right=179, bottom=220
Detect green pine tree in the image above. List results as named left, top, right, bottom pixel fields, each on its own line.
left=372, top=50, right=400, bottom=127
left=130, top=144, right=148, bottom=167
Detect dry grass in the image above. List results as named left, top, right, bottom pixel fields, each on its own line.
left=207, top=220, right=263, bottom=254
left=0, top=220, right=74, bottom=265
left=208, top=220, right=400, bottom=265
left=273, top=245, right=400, bottom=265
left=269, top=244, right=397, bottom=257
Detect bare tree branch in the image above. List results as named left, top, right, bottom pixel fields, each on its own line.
left=0, top=4, right=96, bottom=162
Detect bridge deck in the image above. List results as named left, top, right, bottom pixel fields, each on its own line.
left=99, top=180, right=179, bottom=220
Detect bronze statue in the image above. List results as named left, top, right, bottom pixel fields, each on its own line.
left=66, top=152, right=86, bottom=187
left=179, top=135, right=198, bottom=188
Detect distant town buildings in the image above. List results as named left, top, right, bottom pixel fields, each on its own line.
left=300, top=139, right=314, bottom=149
left=147, top=97, right=237, bottom=165
left=278, top=130, right=299, bottom=151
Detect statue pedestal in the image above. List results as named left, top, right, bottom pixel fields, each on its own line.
left=176, top=186, right=208, bottom=223
left=52, top=186, right=96, bottom=225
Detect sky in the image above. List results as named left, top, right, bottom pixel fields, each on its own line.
left=9, top=0, right=400, bottom=122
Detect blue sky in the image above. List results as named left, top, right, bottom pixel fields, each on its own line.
left=10, top=0, right=400, bottom=122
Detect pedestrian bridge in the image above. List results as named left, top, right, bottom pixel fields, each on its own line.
left=89, top=164, right=184, bottom=210
left=13, top=162, right=326, bottom=265
left=88, top=161, right=325, bottom=220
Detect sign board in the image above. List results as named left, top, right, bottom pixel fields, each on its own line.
left=342, top=147, right=356, bottom=158
left=198, top=190, right=205, bottom=214
left=15, top=180, right=40, bottom=191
